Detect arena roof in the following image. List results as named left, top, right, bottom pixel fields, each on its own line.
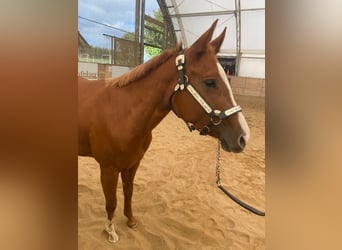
left=157, top=0, right=265, bottom=78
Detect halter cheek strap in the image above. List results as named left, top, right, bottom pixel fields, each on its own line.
left=169, top=50, right=242, bottom=135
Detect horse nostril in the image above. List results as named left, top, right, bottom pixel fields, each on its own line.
left=238, top=135, right=246, bottom=149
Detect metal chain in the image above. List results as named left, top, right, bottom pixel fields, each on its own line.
left=215, top=139, right=265, bottom=216
left=215, top=139, right=221, bottom=186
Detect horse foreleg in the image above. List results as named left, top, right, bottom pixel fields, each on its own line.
left=121, top=162, right=139, bottom=228
left=100, top=165, right=119, bottom=243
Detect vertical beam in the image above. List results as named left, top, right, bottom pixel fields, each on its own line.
left=234, top=0, right=242, bottom=75
left=111, top=37, right=114, bottom=65
left=157, top=0, right=177, bottom=48
left=113, top=37, right=116, bottom=65
left=140, top=0, right=145, bottom=63
left=103, top=33, right=115, bottom=65
left=135, top=0, right=141, bottom=65
left=170, top=0, right=187, bottom=47
left=238, top=0, right=242, bottom=75
left=162, top=19, right=167, bottom=49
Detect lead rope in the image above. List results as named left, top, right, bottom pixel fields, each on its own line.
left=215, top=140, right=265, bottom=216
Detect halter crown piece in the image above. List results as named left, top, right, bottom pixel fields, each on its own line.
left=169, top=50, right=242, bottom=135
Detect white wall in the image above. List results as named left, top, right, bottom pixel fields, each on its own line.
left=111, top=66, right=130, bottom=77
left=78, top=62, right=98, bottom=79
left=78, top=62, right=130, bottom=79
left=239, top=58, right=265, bottom=78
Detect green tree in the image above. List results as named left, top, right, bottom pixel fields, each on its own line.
left=121, top=10, right=172, bottom=61
left=144, top=9, right=164, bottom=58
left=122, top=32, right=135, bottom=41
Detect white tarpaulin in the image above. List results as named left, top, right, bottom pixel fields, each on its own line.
left=160, top=0, right=265, bottom=78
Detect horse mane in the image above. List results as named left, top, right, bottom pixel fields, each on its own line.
left=106, top=43, right=182, bottom=87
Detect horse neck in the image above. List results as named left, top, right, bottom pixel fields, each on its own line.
left=142, top=56, right=179, bottom=129
left=116, top=55, right=179, bottom=132
left=149, top=55, right=179, bottom=110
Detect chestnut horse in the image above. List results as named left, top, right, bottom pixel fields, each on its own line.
left=78, top=20, right=250, bottom=243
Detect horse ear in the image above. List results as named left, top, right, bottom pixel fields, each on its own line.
left=210, top=27, right=226, bottom=54
left=190, top=19, right=219, bottom=54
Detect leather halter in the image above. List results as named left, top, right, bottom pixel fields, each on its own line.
left=169, top=50, right=242, bottom=135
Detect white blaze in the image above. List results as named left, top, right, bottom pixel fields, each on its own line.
left=217, top=63, right=250, bottom=143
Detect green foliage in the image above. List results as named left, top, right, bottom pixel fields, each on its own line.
left=78, top=9, right=172, bottom=65
left=144, top=9, right=164, bottom=58
left=122, top=32, right=135, bottom=41
left=145, top=46, right=162, bottom=59
left=121, top=9, right=175, bottom=61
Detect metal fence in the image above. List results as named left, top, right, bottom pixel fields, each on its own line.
left=78, top=12, right=176, bottom=67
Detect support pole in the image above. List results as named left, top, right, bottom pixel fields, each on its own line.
left=135, top=0, right=141, bottom=65
left=234, top=0, right=242, bottom=76
left=140, top=0, right=145, bottom=63
left=170, top=0, right=187, bottom=47
left=103, top=33, right=115, bottom=65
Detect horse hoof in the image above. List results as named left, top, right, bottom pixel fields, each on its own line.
left=127, top=220, right=137, bottom=228
left=108, top=231, right=119, bottom=243
left=106, top=223, right=119, bottom=243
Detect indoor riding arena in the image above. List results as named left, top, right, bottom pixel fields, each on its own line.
left=78, top=0, right=265, bottom=249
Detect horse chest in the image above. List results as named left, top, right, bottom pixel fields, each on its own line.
left=91, top=129, right=152, bottom=168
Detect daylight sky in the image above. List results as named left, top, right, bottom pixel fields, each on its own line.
left=78, top=0, right=160, bottom=48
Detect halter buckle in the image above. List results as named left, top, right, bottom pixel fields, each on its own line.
left=175, top=54, right=185, bottom=66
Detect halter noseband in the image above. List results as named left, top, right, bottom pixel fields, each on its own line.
left=169, top=50, right=242, bottom=135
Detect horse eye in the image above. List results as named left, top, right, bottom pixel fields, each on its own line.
left=204, top=79, right=216, bottom=88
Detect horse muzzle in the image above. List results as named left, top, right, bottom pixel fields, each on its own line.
left=219, top=133, right=247, bottom=153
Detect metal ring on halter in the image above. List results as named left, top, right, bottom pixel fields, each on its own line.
left=210, top=110, right=222, bottom=126
left=210, top=115, right=222, bottom=126
left=183, top=75, right=189, bottom=83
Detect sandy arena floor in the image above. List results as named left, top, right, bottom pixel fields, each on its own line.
left=78, top=95, right=265, bottom=249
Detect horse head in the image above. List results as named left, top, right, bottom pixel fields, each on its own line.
left=170, top=20, right=250, bottom=153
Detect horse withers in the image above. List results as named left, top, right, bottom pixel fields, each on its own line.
left=78, top=19, right=250, bottom=243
